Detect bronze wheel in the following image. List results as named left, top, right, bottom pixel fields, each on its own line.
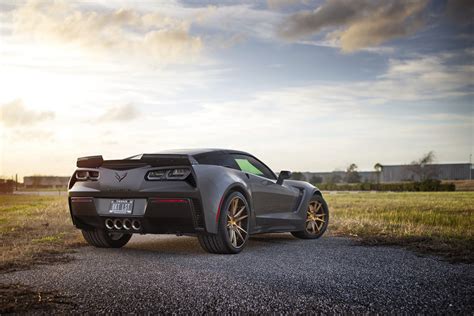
left=292, top=194, right=329, bottom=239
left=305, top=200, right=326, bottom=235
left=226, top=196, right=249, bottom=248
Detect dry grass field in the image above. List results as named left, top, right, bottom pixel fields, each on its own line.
left=0, top=195, right=83, bottom=272
left=0, top=192, right=473, bottom=273
left=326, top=192, right=474, bottom=262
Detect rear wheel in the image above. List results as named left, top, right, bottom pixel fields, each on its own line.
left=81, top=229, right=132, bottom=248
left=291, top=194, right=329, bottom=239
left=198, top=191, right=250, bottom=254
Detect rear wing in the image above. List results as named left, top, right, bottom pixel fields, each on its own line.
left=76, top=154, right=193, bottom=169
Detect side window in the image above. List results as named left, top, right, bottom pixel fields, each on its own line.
left=194, top=153, right=239, bottom=170
left=232, top=154, right=276, bottom=180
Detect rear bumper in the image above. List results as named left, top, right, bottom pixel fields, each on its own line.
left=69, top=195, right=205, bottom=234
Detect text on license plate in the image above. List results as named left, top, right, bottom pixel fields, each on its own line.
left=109, top=199, right=134, bottom=214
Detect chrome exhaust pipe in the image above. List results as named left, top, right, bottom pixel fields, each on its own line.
left=113, top=219, right=123, bottom=230
left=123, top=219, right=132, bottom=230
left=105, top=218, right=114, bottom=230
left=131, top=220, right=141, bottom=231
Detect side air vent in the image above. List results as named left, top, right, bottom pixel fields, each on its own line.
left=191, top=199, right=205, bottom=230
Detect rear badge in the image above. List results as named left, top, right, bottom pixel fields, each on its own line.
left=114, top=172, right=128, bottom=182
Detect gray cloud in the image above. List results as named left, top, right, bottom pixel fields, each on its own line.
left=0, top=99, right=54, bottom=127
left=278, top=0, right=429, bottom=52
left=98, top=104, right=140, bottom=122
left=446, top=0, right=474, bottom=24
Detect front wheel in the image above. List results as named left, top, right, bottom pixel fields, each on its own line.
left=198, top=191, right=250, bottom=254
left=81, top=229, right=132, bottom=248
left=291, top=194, right=329, bottom=239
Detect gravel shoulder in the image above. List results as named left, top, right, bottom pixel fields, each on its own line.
left=1, top=234, right=473, bottom=314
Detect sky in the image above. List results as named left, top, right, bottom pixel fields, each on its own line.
left=0, top=0, right=472, bottom=178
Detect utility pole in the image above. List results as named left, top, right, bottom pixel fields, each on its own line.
left=15, top=174, right=18, bottom=191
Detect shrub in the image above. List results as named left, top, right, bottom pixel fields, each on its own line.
left=314, top=180, right=455, bottom=192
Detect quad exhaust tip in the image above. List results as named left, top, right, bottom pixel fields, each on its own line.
left=132, top=220, right=141, bottom=230
left=105, top=218, right=141, bottom=231
left=113, top=219, right=123, bottom=230
left=123, top=219, right=132, bottom=230
left=105, top=218, right=114, bottom=230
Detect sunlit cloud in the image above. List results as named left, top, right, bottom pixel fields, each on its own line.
left=98, top=104, right=140, bottom=122
left=9, top=1, right=203, bottom=63
left=0, top=99, right=54, bottom=127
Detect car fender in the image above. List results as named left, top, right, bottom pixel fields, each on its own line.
left=192, top=165, right=252, bottom=234
left=283, top=180, right=323, bottom=222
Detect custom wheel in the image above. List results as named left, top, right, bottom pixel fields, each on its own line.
left=81, top=229, right=132, bottom=248
left=292, top=194, right=329, bottom=239
left=198, top=191, right=250, bottom=254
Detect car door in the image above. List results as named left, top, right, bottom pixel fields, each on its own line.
left=230, top=154, right=299, bottom=227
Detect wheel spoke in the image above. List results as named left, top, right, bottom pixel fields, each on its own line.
left=235, top=214, right=248, bottom=222
left=230, top=198, right=238, bottom=215
left=229, top=230, right=236, bottom=246
left=236, top=224, right=247, bottom=235
left=314, top=203, right=322, bottom=213
left=234, top=206, right=245, bottom=218
left=235, top=227, right=244, bottom=243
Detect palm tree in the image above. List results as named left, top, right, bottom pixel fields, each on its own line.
left=374, top=163, right=383, bottom=184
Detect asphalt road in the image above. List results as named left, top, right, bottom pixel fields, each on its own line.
left=1, top=234, right=473, bottom=314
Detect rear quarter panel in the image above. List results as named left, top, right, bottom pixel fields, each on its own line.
left=193, top=165, right=252, bottom=234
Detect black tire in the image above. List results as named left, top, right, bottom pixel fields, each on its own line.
left=292, top=194, right=329, bottom=239
left=198, top=191, right=250, bottom=254
left=81, top=229, right=132, bottom=248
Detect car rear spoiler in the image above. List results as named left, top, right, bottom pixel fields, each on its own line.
left=76, top=154, right=192, bottom=169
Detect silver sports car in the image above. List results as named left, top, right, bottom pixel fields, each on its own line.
left=68, top=149, right=329, bottom=254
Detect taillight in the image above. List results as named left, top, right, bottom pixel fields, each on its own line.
left=146, top=168, right=191, bottom=181
left=75, top=170, right=100, bottom=181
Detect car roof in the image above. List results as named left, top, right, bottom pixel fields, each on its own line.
left=154, top=148, right=251, bottom=156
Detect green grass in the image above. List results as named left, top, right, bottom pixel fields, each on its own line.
left=0, top=195, right=83, bottom=272
left=325, top=192, right=474, bottom=262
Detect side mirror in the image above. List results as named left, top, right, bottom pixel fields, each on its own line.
left=277, top=170, right=292, bottom=185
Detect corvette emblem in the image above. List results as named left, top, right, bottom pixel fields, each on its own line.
left=114, top=172, right=128, bottom=182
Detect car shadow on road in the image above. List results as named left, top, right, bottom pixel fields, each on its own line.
left=118, top=233, right=300, bottom=256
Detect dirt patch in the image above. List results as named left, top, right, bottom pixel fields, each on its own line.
left=0, top=283, right=76, bottom=313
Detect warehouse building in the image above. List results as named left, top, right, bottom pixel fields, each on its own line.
left=305, top=163, right=472, bottom=183
left=380, top=163, right=472, bottom=182
left=23, top=176, right=70, bottom=188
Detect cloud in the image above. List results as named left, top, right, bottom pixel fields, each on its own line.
left=267, top=0, right=307, bottom=10
left=0, top=99, right=54, bottom=127
left=278, top=0, right=429, bottom=52
left=446, top=0, right=474, bottom=24
left=98, top=104, right=140, bottom=122
left=9, top=1, right=203, bottom=63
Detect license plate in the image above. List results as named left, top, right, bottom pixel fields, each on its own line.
left=109, top=199, right=134, bottom=214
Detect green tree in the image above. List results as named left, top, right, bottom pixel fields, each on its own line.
left=290, top=172, right=306, bottom=181
left=310, top=175, right=323, bottom=184
left=408, top=151, right=438, bottom=181
left=374, top=162, right=383, bottom=184
left=346, top=163, right=361, bottom=183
